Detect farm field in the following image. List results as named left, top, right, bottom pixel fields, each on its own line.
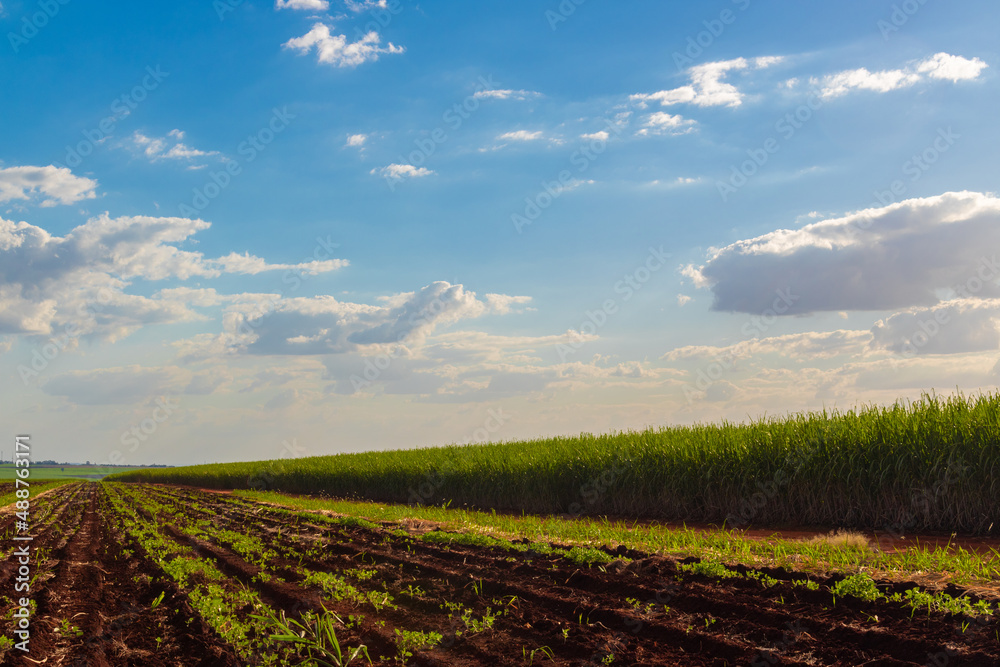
left=0, top=464, right=150, bottom=481
left=3, top=481, right=999, bottom=665
left=108, top=393, right=1000, bottom=534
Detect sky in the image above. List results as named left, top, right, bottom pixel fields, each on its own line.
left=2, top=0, right=999, bottom=466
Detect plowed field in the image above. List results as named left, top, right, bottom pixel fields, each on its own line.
left=2, top=482, right=998, bottom=666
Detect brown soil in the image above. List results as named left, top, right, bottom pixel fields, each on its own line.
left=0, top=484, right=238, bottom=666
left=3, top=483, right=1000, bottom=666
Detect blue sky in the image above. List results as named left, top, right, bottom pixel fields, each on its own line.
left=2, top=0, right=999, bottom=465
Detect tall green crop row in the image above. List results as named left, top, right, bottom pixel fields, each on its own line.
left=106, top=392, right=1000, bottom=533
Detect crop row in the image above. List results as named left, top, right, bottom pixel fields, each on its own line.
left=124, top=484, right=1000, bottom=665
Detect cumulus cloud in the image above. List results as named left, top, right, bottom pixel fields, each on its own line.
left=276, top=0, right=329, bottom=9
left=188, top=282, right=532, bottom=357
left=686, top=191, right=1000, bottom=315
left=0, top=165, right=97, bottom=207
left=814, top=52, right=987, bottom=99
left=630, top=56, right=782, bottom=109
left=0, top=214, right=346, bottom=339
left=126, top=130, right=219, bottom=163
left=370, top=164, right=434, bottom=180
left=283, top=23, right=403, bottom=68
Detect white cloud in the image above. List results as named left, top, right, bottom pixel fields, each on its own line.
left=917, top=52, right=989, bottom=81
left=677, top=294, right=692, bottom=306
left=185, top=282, right=531, bottom=358
left=215, top=252, right=347, bottom=276
left=0, top=214, right=347, bottom=339
left=497, top=130, right=544, bottom=142
left=580, top=131, right=609, bottom=142
left=370, top=164, right=434, bottom=180
left=283, top=23, right=404, bottom=68
left=275, top=0, right=329, bottom=9
left=127, top=130, right=219, bottom=163
left=0, top=165, right=97, bottom=207
left=636, top=112, right=696, bottom=136
left=814, top=52, right=987, bottom=98
left=345, top=133, right=368, bottom=147
left=344, top=0, right=386, bottom=11
left=630, top=56, right=781, bottom=109
left=473, top=89, right=541, bottom=101
left=686, top=191, right=1000, bottom=315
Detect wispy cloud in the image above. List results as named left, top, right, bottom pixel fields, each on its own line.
left=473, top=89, right=542, bottom=101
left=370, top=163, right=434, bottom=180
left=126, top=130, right=219, bottom=164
